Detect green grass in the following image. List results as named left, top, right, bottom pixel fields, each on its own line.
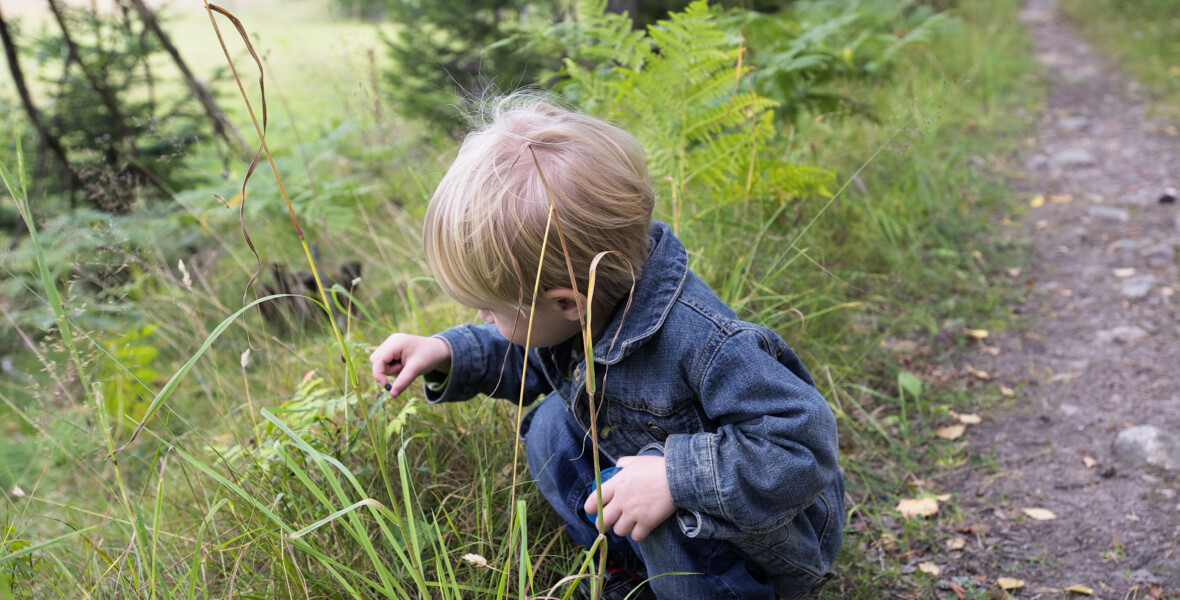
left=0, top=0, right=1043, bottom=597
left=1059, top=0, right=1180, bottom=118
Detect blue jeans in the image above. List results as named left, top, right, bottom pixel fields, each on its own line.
left=525, top=395, right=803, bottom=600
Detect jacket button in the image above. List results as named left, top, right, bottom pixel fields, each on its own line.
left=646, top=422, right=667, bottom=441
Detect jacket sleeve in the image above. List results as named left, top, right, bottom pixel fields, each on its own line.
left=422, top=322, right=553, bottom=405
left=662, top=326, right=840, bottom=539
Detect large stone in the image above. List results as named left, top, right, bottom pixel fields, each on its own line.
left=1057, top=116, right=1089, bottom=132
left=1121, top=275, right=1159, bottom=299
left=1095, top=325, right=1149, bottom=343
left=1114, top=426, right=1180, bottom=471
left=1049, top=148, right=1098, bottom=170
left=1086, top=206, right=1130, bottom=222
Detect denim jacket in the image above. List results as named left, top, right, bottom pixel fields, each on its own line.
left=425, top=222, right=842, bottom=578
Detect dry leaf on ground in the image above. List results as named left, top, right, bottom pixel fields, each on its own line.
left=1030, top=194, right=1045, bottom=207
left=1113, top=267, right=1137, bottom=278
left=950, top=411, right=982, bottom=425
left=1065, top=584, right=1093, bottom=595
left=897, top=497, right=940, bottom=518
left=1000, top=384, right=1015, bottom=397
left=998, top=577, right=1025, bottom=590
left=965, top=328, right=989, bottom=339
left=918, top=562, right=940, bottom=576
left=1050, top=193, right=1073, bottom=203
left=937, top=424, right=967, bottom=440
left=1082, top=455, right=1097, bottom=469
left=946, top=537, right=966, bottom=551
left=1021, top=507, right=1057, bottom=521
left=965, top=364, right=990, bottom=380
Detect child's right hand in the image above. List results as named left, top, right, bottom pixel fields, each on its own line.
left=369, top=333, right=452, bottom=398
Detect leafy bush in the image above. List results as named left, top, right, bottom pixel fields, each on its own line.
left=745, top=0, right=957, bottom=122
left=534, top=0, right=834, bottom=229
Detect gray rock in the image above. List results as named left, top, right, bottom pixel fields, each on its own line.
left=1059, top=403, right=1080, bottom=416
left=1057, top=116, right=1089, bottom=131
left=1086, top=206, right=1130, bottom=222
left=1024, top=153, right=1048, bottom=171
left=1114, top=426, right=1180, bottom=471
left=1140, top=243, right=1175, bottom=267
left=1049, top=148, right=1098, bottom=169
left=1121, top=275, right=1159, bottom=299
left=1096, top=325, right=1149, bottom=343
left=1139, top=243, right=1173, bottom=259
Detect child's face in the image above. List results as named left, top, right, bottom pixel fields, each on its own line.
left=476, top=297, right=583, bottom=348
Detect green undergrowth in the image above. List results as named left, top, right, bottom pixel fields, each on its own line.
left=1059, top=0, right=1180, bottom=119
left=0, top=0, right=1041, bottom=598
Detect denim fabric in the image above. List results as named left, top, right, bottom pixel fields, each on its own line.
left=427, top=222, right=843, bottom=597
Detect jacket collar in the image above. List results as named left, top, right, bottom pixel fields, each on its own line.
left=591, top=221, right=688, bottom=366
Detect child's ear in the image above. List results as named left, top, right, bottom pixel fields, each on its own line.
left=543, top=288, right=588, bottom=322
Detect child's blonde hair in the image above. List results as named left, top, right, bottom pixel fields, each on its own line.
left=424, top=94, right=655, bottom=316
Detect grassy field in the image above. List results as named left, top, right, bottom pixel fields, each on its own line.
left=1, top=0, right=1043, bottom=597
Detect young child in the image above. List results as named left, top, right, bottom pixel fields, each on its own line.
left=369, top=95, right=844, bottom=600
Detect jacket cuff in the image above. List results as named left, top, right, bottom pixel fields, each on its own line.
left=665, top=433, right=726, bottom=524
left=423, top=327, right=483, bottom=403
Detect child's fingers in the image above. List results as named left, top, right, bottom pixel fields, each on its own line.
left=583, top=480, right=616, bottom=514
left=388, top=360, right=422, bottom=398
left=630, top=523, right=652, bottom=542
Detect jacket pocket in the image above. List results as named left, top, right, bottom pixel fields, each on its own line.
left=597, top=393, right=705, bottom=457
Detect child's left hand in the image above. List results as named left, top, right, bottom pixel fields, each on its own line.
left=583, top=455, right=676, bottom=542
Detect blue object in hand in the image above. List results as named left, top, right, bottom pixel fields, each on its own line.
left=584, top=466, right=623, bottom=524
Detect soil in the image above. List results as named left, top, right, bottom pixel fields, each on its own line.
left=941, top=1, right=1180, bottom=597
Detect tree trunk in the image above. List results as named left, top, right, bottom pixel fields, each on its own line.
left=0, top=5, right=82, bottom=191
left=47, top=0, right=135, bottom=163
left=126, top=0, right=248, bottom=154
left=606, top=0, right=641, bottom=29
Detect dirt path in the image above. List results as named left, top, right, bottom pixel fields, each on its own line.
left=943, top=1, right=1180, bottom=597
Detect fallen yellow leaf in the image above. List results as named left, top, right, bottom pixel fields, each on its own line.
left=964, top=329, right=989, bottom=339
left=896, top=497, right=940, bottom=518
left=1065, top=584, right=1093, bottom=595
left=998, top=577, right=1025, bottom=590
left=981, top=345, right=1001, bottom=356
left=971, top=250, right=983, bottom=263
left=946, top=536, right=966, bottom=550
left=1049, top=193, right=1073, bottom=204
left=937, top=424, right=967, bottom=440
left=1113, top=267, right=1137, bottom=278
left=935, top=493, right=952, bottom=501
left=1021, top=507, right=1057, bottom=521
left=1007, top=267, right=1022, bottom=277
left=1030, top=194, right=1045, bottom=207
left=918, top=562, right=940, bottom=576
left=1082, top=456, right=1097, bottom=469
left=1000, top=384, right=1015, bottom=397
left=965, top=364, right=990, bottom=380
left=952, top=412, right=982, bottom=425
